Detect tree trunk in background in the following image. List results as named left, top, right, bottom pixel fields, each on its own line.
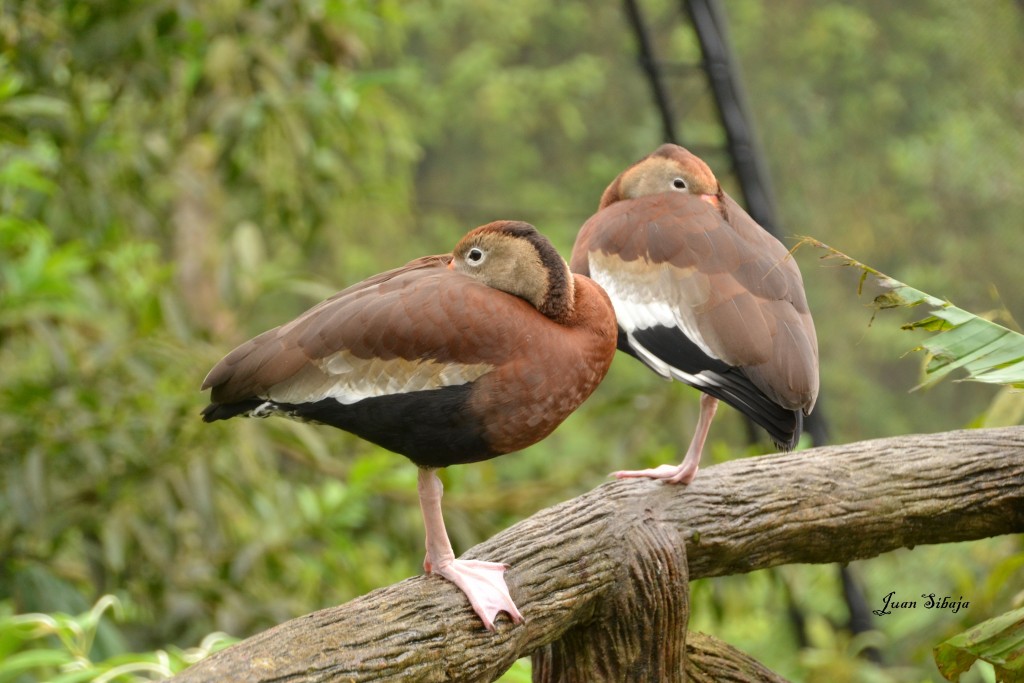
left=173, top=137, right=234, bottom=339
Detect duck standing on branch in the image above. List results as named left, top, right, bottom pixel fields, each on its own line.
left=571, top=144, right=819, bottom=485
left=201, top=221, right=618, bottom=629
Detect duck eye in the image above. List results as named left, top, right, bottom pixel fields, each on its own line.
left=466, top=247, right=486, bottom=266
left=672, top=178, right=687, bottom=190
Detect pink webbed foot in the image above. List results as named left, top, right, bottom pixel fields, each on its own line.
left=613, top=395, right=716, bottom=485
left=612, top=462, right=699, bottom=485
left=417, top=468, right=523, bottom=630
left=428, top=558, right=524, bottom=630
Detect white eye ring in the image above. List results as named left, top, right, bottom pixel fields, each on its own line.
left=672, top=177, right=687, bottom=190
left=465, top=247, right=486, bottom=267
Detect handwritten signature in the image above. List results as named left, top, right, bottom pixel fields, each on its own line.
left=873, top=591, right=969, bottom=616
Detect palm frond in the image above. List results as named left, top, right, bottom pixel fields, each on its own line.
left=798, top=238, right=1024, bottom=390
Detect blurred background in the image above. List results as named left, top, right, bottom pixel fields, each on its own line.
left=1, top=1, right=1022, bottom=680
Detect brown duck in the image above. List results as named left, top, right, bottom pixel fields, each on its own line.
left=571, top=144, right=819, bottom=484
left=202, top=220, right=618, bottom=629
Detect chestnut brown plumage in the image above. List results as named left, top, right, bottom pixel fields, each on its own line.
left=571, top=144, right=819, bottom=484
left=202, top=220, right=617, bottom=629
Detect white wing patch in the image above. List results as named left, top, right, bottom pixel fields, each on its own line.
left=265, top=351, right=493, bottom=405
left=589, top=251, right=720, bottom=369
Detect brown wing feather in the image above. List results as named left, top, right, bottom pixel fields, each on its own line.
left=206, top=286, right=476, bottom=404
left=202, top=254, right=453, bottom=399
left=714, top=194, right=818, bottom=411
left=202, top=255, right=479, bottom=403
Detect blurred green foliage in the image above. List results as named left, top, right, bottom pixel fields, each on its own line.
left=0, top=595, right=234, bottom=682
left=1, top=1, right=1022, bottom=681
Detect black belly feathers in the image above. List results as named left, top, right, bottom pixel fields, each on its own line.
left=204, top=386, right=492, bottom=468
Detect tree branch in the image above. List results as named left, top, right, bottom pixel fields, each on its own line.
left=173, top=427, right=1024, bottom=682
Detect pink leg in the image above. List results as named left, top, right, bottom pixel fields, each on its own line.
left=417, top=468, right=524, bottom=630
left=613, top=394, right=719, bottom=485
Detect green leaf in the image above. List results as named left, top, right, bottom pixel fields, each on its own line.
left=933, top=606, right=1024, bottom=682
left=0, top=648, right=74, bottom=682
left=800, top=238, right=1024, bottom=390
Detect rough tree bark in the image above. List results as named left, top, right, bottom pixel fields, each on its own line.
left=173, top=427, right=1024, bottom=683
